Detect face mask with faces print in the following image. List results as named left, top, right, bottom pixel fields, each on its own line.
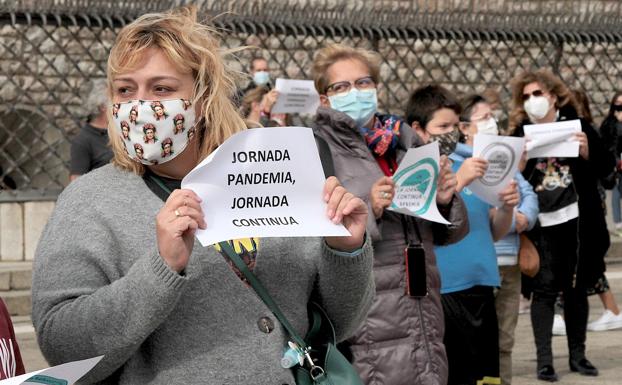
left=111, top=99, right=196, bottom=165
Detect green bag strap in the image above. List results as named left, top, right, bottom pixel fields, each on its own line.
left=148, top=174, right=308, bottom=349
left=218, top=241, right=308, bottom=349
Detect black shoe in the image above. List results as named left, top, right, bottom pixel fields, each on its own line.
left=569, top=358, right=599, bottom=376
left=537, top=365, right=559, bottom=382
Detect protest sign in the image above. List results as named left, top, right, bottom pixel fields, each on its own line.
left=271, top=78, right=320, bottom=114
left=0, top=356, right=102, bottom=385
left=524, top=119, right=581, bottom=158
left=181, top=127, right=349, bottom=246
left=387, top=141, right=450, bottom=224
left=471, top=134, right=525, bottom=206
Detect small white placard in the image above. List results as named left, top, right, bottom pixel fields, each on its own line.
left=0, top=356, right=103, bottom=385
left=181, top=127, right=349, bottom=246
left=471, top=134, right=525, bottom=206
left=524, top=120, right=581, bottom=159
left=271, top=78, right=320, bottom=114
left=387, top=141, right=450, bottom=224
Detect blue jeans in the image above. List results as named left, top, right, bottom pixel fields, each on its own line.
left=613, top=178, right=622, bottom=224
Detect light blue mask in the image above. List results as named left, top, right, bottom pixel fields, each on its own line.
left=328, top=88, right=378, bottom=127
left=253, top=71, right=270, bottom=86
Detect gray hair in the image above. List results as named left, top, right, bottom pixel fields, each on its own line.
left=86, top=78, right=109, bottom=116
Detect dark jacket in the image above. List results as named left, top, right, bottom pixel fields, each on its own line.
left=514, top=105, right=614, bottom=288
left=314, top=106, right=469, bottom=385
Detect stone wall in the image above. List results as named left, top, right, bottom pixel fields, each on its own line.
left=0, top=202, right=54, bottom=261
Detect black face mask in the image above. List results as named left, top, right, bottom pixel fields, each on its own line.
left=429, top=129, right=460, bottom=156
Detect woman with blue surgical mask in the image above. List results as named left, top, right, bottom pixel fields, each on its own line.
left=312, top=44, right=469, bottom=385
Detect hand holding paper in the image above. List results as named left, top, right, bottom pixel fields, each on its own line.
left=436, top=155, right=458, bottom=206
left=456, top=157, right=488, bottom=192
left=181, top=127, right=349, bottom=246
left=469, top=134, right=525, bottom=206
left=387, top=141, right=451, bottom=224
left=156, top=188, right=206, bottom=273
left=323, top=176, right=368, bottom=251
left=370, top=176, right=396, bottom=219
left=524, top=120, right=581, bottom=158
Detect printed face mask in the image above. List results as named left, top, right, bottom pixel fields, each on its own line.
left=112, top=99, right=196, bottom=165
left=328, top=88, right=378, bottom=127
left=524, top=96, right=550, bottom=121
left=429, top=128, right=460, bottom=156
left=476, top=118, right=499, bottom=136
left=253, top=71, right=270, bottom=86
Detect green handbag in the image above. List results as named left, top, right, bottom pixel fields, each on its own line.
left=219, top=241, right=364, bottom=385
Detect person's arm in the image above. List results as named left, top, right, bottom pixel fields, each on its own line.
left=581, top=119, right=616, bottom=179
left=432, top=193, right=469, bottom=246
left=490, top=181, right=519, bottom=241
left=69, top=135, right=91, bottom=182
left=515, top=172, right=539, bottom=231
left=32, top=184, right=189, bottom=383
left=316, top=236, right=374, bottom=342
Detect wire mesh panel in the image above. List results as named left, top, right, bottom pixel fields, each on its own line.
left=0, top=0, right=621, bottom=201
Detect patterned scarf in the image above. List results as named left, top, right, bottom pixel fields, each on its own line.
left=359, top=115, right=401, bottom=156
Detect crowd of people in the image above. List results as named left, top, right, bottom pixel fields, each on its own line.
left=1, top=5, right=621, bottom=385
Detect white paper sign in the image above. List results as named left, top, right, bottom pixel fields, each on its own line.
left=271, top=78, right=320, bottom=114
left=181, top=127, right=349, bottom=246
left=0, top=356, right=103, bottom=385
left=471, top=134, right=525, bottom=206
left=387, top=141, right=450, bottom=224
left=524, top=120, right=581, bottom=159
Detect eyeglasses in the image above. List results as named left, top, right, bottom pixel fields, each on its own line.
left=325, top=76, right=375, bottom=95
left=469, top=112, right=495, bottom=123
left=522, top=89, right=544, bottom=101
left=612, top=104, right=622, bottom=112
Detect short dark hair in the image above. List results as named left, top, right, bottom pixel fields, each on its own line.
left=460, top=94, right=487, bottom=122
left=250, top=56, right=268, bottom=71
left=405, top=85, right=461, bottom=130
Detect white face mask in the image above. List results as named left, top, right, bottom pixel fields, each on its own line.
left=476, top=118, right=498, bottom=136
left=112, top=99, right=196, bottom=165
left=524, top=96, right=550, bottom=121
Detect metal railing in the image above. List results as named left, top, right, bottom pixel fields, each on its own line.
left=1, top=0, right=621, bottom=201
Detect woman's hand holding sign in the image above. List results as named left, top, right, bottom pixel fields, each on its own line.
left=324, top=176, right=368, bottom=252
left=370, top=176, right=395, bottom=219
left=436, top=155, right=458, bottom=206
left=157, top=189, right=206, bottom=273
left=456, top=157, right=488, bottom=192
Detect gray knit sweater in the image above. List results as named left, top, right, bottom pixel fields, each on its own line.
left=31, top=164, right=374, bottom=385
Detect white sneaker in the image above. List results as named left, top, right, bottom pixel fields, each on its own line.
left=552, top=314, right=566, bottom=336
left=587, top=310, right=622, bottom=331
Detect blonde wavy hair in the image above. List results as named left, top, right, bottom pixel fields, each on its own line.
left=106, top=6, right=246, bottom=175
left=311, top=44, right=381, bottom=94
left=508, top=69, right=576, bottom=134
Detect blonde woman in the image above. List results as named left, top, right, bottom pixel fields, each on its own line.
left=509, top=69, right=613, bottom=382
left=32, top=7, right=373, bottom=384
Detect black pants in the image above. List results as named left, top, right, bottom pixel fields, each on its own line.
left=529, top=219, right=588, bottom=368
left=442, top=286, right=499, bottom=385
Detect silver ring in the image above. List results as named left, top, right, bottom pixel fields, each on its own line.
left=382, top=192, right=390, bottom=199
left=174, top=208, right=182, bottom=217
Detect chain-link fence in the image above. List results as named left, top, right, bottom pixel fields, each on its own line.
left=1, top=0, right=621, bottom=201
